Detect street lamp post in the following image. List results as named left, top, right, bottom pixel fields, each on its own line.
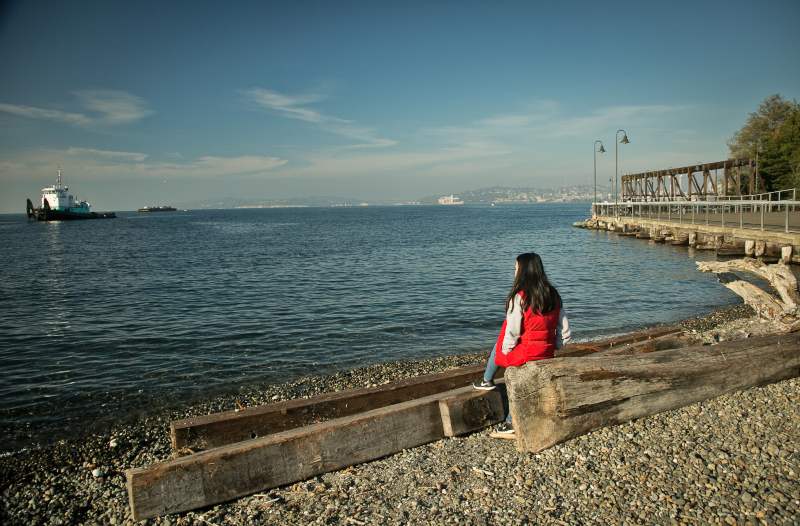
left=755, top=139, right=762, bottom=194
left=593, top=140, right=605, bottom=217
left=615, top=129, right=630, bottom=217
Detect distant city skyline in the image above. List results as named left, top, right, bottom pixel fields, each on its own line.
left=178, top=182, right=610, bottom=209
left=1, top=0, right=799, bottom=213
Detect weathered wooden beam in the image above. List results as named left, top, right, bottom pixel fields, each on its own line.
left=599, top=333, right=700, bottom=356
left=172, top=323, right=687, bottom=452
left=557, top=325, right=682, bottom=358
left=171, top=364, right=492, bottom=451
left=505, top=333, right=800, bottom=453
left=128, top=386, right=503, bottom=520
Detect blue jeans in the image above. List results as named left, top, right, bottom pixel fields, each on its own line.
left=483, top=344, right=512, bottom=424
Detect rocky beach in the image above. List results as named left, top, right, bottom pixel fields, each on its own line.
left=2, top=304, right=799, bottom=525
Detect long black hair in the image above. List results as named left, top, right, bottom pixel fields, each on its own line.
left=506, top=252, right=561, bottom=314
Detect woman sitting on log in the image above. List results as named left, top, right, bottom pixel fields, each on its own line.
left=473, top=252, right=571, bottom=436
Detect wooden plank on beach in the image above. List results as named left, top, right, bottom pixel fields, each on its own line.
left=171, top=325, right=686, bottom=452
left=128, top=386, right=503, bottom=519
left=556, top=325, right=682, bottom=358
left=173, top=325, right=682, bottom=452
left=506, top=332, right=800, bottom=453
left=598, top=333, right=700, bottom=356
left=171, top=364, right=493, bottom=451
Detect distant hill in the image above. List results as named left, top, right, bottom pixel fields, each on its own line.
left=175, top=196, right=369, bottom=209
left=419, top=184, right=610, bottom=204
left=176, top=184, right=612, bottom=209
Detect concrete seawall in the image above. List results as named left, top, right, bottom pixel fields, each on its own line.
left=576, top=215, right=800, bottom=263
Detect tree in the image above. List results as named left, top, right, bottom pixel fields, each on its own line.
left=728, top=94, right=800, bottom=191
left=760, top=109, right=800, bottom=191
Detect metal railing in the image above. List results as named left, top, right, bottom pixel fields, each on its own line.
left=622, top=188, right=797, bottom=203
left=715, top=188, right=797, bottom=202
left=592, top=192, right=800, bottom=234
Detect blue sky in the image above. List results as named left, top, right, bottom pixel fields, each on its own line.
left=1, top=0, right=798, bottom=211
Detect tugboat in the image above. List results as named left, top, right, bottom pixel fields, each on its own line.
left=26, top=169, right=116, bottom=221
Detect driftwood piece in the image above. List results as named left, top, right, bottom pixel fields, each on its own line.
left=697, top=258, right=800, bottom=323
left=718, top=273, right=786, bottom=319
left=171, top=364, right=491, bottom=451
left=697, top=258, right=799, bottom=309
left=128, top=386, right=503, bottom=520
left=505, top=332, right=800, bottom=453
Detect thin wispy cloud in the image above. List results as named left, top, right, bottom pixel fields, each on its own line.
left=246, top=89, right=326, bottom=123
left=424, top=101, right=686, bottom=145
left=66, top=147, right=148, bottom=162
left=0, top=103, right=91, bottom=126
left=244, top=87, right=396, bottom=148
left=75, top=90, right=154, bottom=125
left=550, top=104, right=684, bottom=138
left=283, top=100, right=693, bottom=181
left=155, top=155, right=288, bottom=178
left=4, top=148, right=287, bottom=180
left=0, top=90, right=153, bottom=127
left=283, top=141, right=511, bottom=179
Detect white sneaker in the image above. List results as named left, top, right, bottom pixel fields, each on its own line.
left=472, top=379, right=496, bottom=391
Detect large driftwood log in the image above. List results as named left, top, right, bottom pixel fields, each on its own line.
left=505, top=333, right=800, bottom=453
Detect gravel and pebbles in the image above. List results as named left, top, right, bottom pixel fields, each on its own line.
left=1, top=306, right=798, bottom=525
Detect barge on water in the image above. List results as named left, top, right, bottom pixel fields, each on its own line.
left=137, top=205, right=177, bottom=212
left=26, top=169, right=115, bottom=221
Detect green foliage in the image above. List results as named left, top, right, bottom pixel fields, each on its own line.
left=728, top=94, right=800, bottom=191
left=760, top=110, right=800, bottom=191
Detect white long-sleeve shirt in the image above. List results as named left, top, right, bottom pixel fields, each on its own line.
left=500, top=294, right=571, bottom=355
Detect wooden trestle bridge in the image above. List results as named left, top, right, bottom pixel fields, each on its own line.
left=620, top=158, right=760, bottom=201
left=592, top=158, right=800, bottom=235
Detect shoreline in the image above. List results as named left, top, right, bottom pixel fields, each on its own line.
left=1, top=299, right=744, bottom=456
left=5, top=303, right=797, bottom=525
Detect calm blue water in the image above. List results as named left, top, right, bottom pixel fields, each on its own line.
left=0, top=204, right=737, bottom=449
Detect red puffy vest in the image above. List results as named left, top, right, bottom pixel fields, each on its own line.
left=493, top=298, right=560, bottom=368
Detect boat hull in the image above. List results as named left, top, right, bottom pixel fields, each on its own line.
left=31, top=209, right=116, bottom=221
left=137, top=206, right=176, bottom=212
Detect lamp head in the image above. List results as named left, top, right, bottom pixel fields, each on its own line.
left=620, top=134, right=630, bottom=145
left=598, top=144, right=606, bottom=153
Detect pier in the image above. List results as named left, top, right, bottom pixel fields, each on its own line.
left=582, top=158, right=800, bottom=262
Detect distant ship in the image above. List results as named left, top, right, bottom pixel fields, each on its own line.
left=137, top=206, right=177, bottom=212
left=26, top=169, right=115, bottom=221
left=437, top=194, right=465, bottom=205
